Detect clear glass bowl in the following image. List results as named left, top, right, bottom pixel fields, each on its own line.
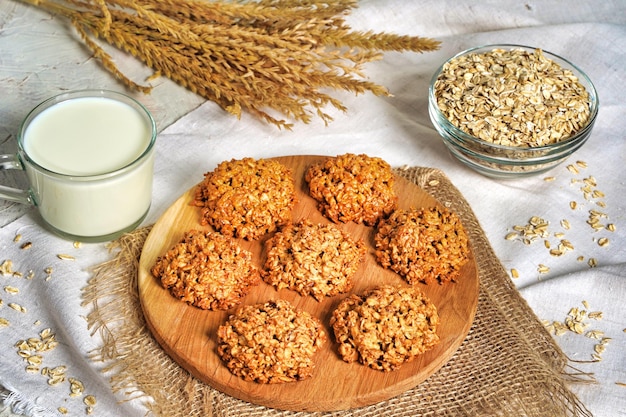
left=428, top=44, right=599, bottom=178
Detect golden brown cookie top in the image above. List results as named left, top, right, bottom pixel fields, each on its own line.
left=375, top=206, right=470, bottom=285
left=194, top=157, right=297, bottom=240
left=263, top=219, right=366, bottom=301
left=151, top=229, right=260, bottom=310
left=330, top=285, right=439, bottom=372
left=217, top=299, right=326, bottom=383
left=305, top=153, right=398, bottom=226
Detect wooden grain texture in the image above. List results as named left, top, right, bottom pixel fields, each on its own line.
left=138, top=155, right=479, bottom=412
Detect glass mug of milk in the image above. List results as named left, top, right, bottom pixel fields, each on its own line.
left=0, top=90, right=157, bottom=242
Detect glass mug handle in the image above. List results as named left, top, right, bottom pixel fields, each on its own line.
left=0, top=153, right=35, bottom=205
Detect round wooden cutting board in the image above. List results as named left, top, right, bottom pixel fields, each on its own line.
left=138, top=155, right=479, bottom=412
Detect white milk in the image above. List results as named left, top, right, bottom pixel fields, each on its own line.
left=22, top=96, right=155, bottom=239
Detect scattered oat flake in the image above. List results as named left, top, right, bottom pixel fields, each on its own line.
left=4, top=286, right=19, bottom=295
left=567, top=320, right=586, bottom=334
left=576, top=160, right=588, bottom=168
left=537, top=264, right=550, bottom=274
left=50, top=365, right=66, bottom=375
left=552, top=321, right=568, bottom=336
left=47, top=376, right=65, bottom=386
left=566, top=164, right=579, bottom=174
left=0, top=260, right=14, bottom=276
left=510, top=268, right=519, bottom=279
left=570, top=201, right=577, bottom=210
left=13, top=234, right=22, bottom=243
left=616, top=382, right=626, bottom=388
left=507, top=216, right=551, bottom=244
left=587, top=258, right=598, bottom=268
left=58, top=407, right=68, bottom=415
left=8, top=302, right=26, bottom=313
left=56, top=254, right=75, bottom=261
left=26, top=365, right=40, bottom=373
left=27, top=355, right=43, bottom=366
left=597, top=237, right=609, bottom=247
left=588, top=311, right=603, bottom=320
left=73, top=241, right=82, bottom=249
left=43, top=366, right=67, bottom=386
left=20, top=242, right=32, bottom=250
left=586, top=330, right=604, bottom=340
left=0, top=318, right=9, bottom=327
left=590, top=209, right=607, bottom=218
left=84, top=395, right=97, bottom=406
left=543, top=176, right=556, bottom=182
left=583, top=175, right=597, bottom=186
left=69, top=377, right=85, bottom=397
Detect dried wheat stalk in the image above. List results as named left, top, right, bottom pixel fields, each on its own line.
left=20, top=0, right=440, bottom=128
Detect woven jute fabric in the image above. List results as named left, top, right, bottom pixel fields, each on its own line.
left=82, top=167, right=592, bottom=417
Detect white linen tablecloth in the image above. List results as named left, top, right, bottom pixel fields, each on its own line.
left=1, top=1, right=625, bottom=416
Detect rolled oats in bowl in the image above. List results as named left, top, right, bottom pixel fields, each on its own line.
left=429, top=45, right=598, bottom=178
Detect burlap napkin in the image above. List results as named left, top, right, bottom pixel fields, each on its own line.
left=81, top=167, right=593, bottom=417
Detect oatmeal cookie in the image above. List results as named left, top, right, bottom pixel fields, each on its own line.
left=151, top=230, right=260, bottom=310
left=330, top=285, right=439, bottom=372
left=194, top=157, right=297, bottom=240
left=375, top=206, right=469, bottom=285
left=305, top=153, right=398, bottom=225
left=263, top=220, right=366, bottom=301
left=217, top=299, right=326, bottom=384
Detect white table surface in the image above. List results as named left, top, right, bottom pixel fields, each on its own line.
left=1, top=1, right=625, bottom=416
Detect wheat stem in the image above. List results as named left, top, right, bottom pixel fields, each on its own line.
left=19, top=0, right=440, bottom=129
